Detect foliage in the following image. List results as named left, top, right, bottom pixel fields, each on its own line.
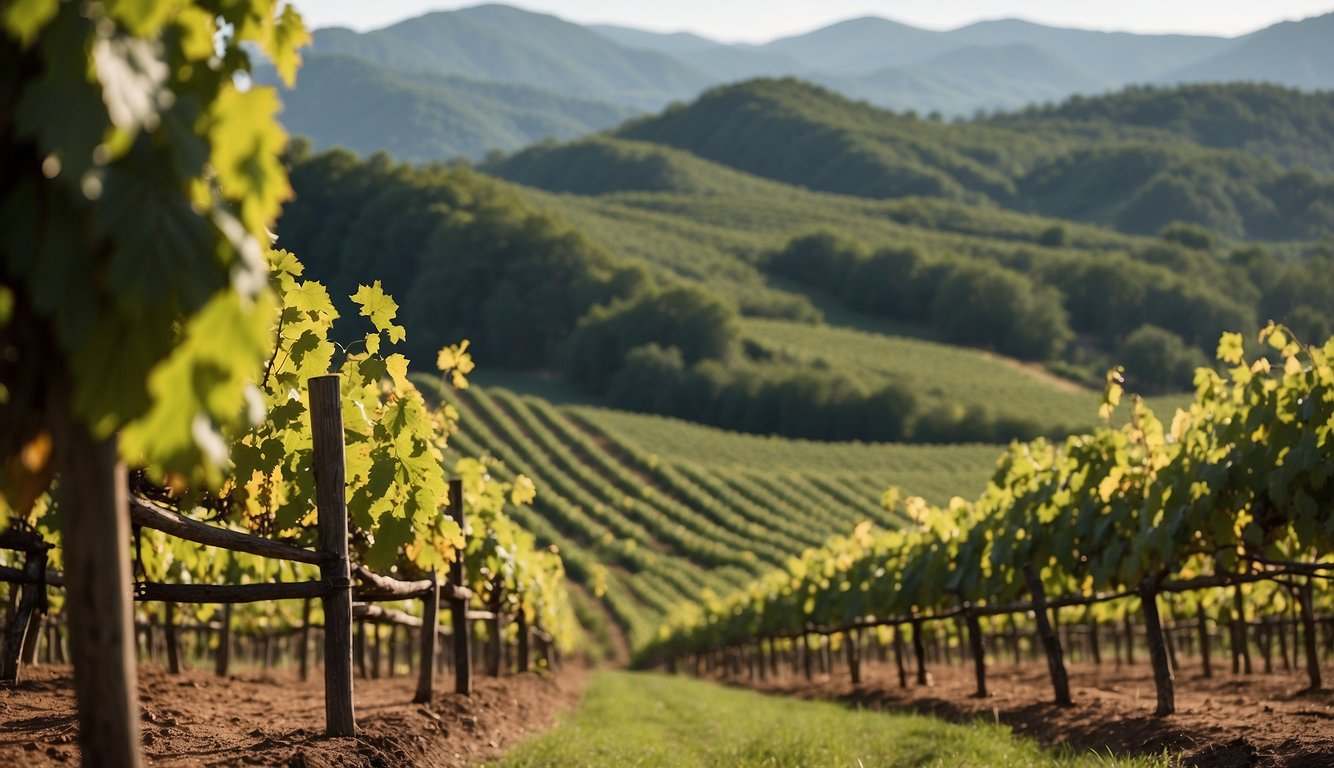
left=0, top=0, right=309, bottom=504
left=644, top=328, right=1334, bottom=661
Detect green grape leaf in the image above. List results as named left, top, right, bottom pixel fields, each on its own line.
left=2, top=0, right=58, bottom=46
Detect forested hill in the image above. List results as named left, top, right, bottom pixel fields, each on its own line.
left=610, top=79, right=1334, bottom=240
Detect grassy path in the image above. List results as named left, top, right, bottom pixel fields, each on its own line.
left=490, top=672, right=1172, bottom=767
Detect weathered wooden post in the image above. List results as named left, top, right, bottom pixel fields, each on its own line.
left=965, top=606, right=987, bottom=698
left=310, top=374, right=356, bottom=736
left=448, top=479, right=472, bottom=695
left=1197, top=607, right=1212, bottom=678
left=516, top=603, right=530, bottom=673
left=892, top=624, right=908, bottom=688
left=164, top=603, right=182, bottom=674
left=414, top=570, right=440, bottom=703
left=215, top=604, right=231, bottom=677
left=299, top=597, right=312, bottom=682
left=844, top=629, right=861, bottom=685
left=1299, top=577, right=1322, bottom=690
left=1139, top=580, right=1174, bottom=716
left=911, top=619, right=929, bottom=685
left=1023, top=564, right=1071, bottom=706
left=1, top=542, right=48, bottom=682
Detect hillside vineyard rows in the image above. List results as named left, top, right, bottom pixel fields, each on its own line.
left=3, top=3, right=1334, bottom=768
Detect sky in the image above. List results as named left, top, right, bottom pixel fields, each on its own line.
left=293, top=0, right=1334, bottom=42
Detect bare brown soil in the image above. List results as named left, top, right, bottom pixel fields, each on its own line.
left=0, top=664, right=583, bottom=767
left=741, top=660, right=1334, bottom=767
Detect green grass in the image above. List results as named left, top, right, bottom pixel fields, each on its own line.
left=491, top=671, right=1174, bottom=768
left=744, top=317, right=1101, bottom=428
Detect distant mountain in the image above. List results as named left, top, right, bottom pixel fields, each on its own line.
left=843, top=44, right=1105, bottom=115
left=758, top=17, right=951, bottom=74
left=288, top=5, right=1334, bottom=163
left=311, top=4, right=714, bottom=110
left=948, top=19, right=1230, bottom=86
left=592, top=24, right=808, bottom=82
left=257, top=54, right=635, bottom=162
left=1160, top=12, right=1334, bottom=90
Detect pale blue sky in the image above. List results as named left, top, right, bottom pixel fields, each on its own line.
left=293, top=1, right=1334, bottom=42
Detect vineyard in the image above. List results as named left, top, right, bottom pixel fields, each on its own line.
left=425, top=381, right=1000, bottom=654
left=638, top=327, right=1334, bottom=756
left=3, top=2, right=1334, bottom=767
left=0, top=4, right=579, bottom=765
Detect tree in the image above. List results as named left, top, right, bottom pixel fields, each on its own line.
left=1116, top=325, right=1209, bottom=394
left=0, top=3, right=308, bottom=764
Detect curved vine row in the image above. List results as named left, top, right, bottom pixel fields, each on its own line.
left=644, top=327, right=1334, bottom=714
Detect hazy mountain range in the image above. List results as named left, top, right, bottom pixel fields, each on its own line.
left=261, top=3, right=1334, bottom=161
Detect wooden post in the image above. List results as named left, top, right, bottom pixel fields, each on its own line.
left=299, top=597, right=311, bottom=682
left=965, top=607, right=987, bottom=698
left=448, top=479, right=472, bottom=695
left=487, top=615, right=502, bottom=677
left=1, top=546, right=45, bottom=682
left=164, top=603, right=181, bottom=675
left=516, top=605, right=530, bottom=673
left=844, top=629, right=861, bottom=685
left=1299, top=577, right=1322, bottom=690
left=413, top=571, right=439, bottom=703
left=58, top=424, right=142, bottom=768
left=1023, top=564, right=1071, bottom=706
left=371, top=623, right=382, bottom=679
left=1232, top=584, right=1252, bottom=674
left=1124, top=613, right=1136, bottom=665
left=310, top=374, right=356, bottom=736
left=1139, top=581, right=1174, bottom=716
left=892, top=624, right=908, bottom=688
left=215, top=604, right=231, bottom=677
left=911, top=620, right=929, bottom=685
left=1198, top=607, right=1212, bottom=678
left=1086, top=608, right=1102, bottom=666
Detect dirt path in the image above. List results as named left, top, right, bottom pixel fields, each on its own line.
left=0, top=664, right=584, bottom=767
left=737, top=660, right=1334, bottom=767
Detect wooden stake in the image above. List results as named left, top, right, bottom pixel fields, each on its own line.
left=1139, top=582, right=1174, bottom=716
left=1023, top=564, right=1071, bottom=706
left=310, top=375, right=356, bottom=736
left=413, top=570, right=439, bottom=703
left=58, top=427, right=142, bottom=767
left=448, top=479, right=472, bottom=695
left=164, top=603, right=181, bottom=674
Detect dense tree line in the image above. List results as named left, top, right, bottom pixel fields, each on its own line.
left=603, top=344, right=1053, bottom=444
left=766, top=233, right=1070, bottom=361
left=765, top=228, right=1334, bottom=393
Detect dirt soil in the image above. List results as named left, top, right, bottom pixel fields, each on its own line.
left=0, top=664, right=584, bottom=767
left=742, top=660, right=1333, bottom=768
